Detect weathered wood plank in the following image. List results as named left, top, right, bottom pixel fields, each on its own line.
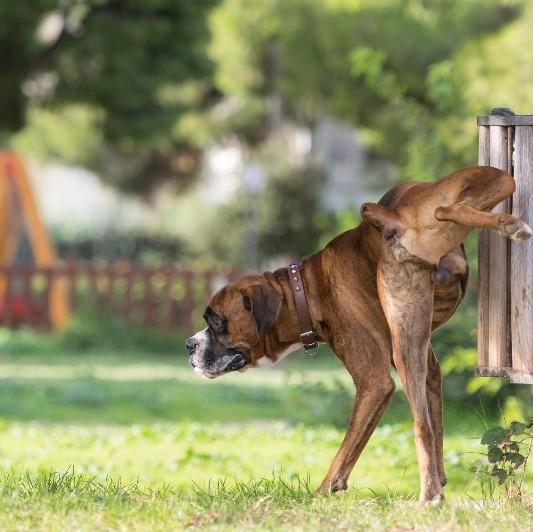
left=478, top=115, right=533, bottom=126
left=509, top=372, right=533, bottom=384
left=486, top=126, right=512, bottom=371
left=511, top=126, right=533, bottom=376
left=477, top=125, right=490, bottom=369
left=476, top=366, right=510, bottom=378
left=506, top=127, right=514, bottom=366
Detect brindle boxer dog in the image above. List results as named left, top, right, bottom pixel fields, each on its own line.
left=186, top=166, right=532, bottom=506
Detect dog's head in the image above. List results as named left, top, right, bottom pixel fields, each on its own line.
left=185, top=275, right=283, bottom=379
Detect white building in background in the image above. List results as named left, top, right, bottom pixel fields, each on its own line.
left=198, top=143, right=242, bottom=205
left=198, top=116, right=393, bottom=210
left=26, top=116, right=394, bottom=236
left=313, top=118, right=376, bottom=209
left=27, top=162, right=153, bottom=236
left=313, top=118, right=366, bottom=209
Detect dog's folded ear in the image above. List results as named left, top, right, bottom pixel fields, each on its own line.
left=360, top=202, right=404, bottom=239
left=241, top=283, right=283, bottom=338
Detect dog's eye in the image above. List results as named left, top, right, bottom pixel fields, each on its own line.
left=242, top=295, right=252, bottom=311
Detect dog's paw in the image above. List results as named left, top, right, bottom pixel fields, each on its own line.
left=330, top=478, right=348, bottom=493
left=497, top=217, right=533, bottom=240
left=511, top=220, right=533, bottom=240
left=428, top=493, right=445, bottom=508
left=419, top=493, right=445, bottom=508
left=316, top=477, right=348, bottom=495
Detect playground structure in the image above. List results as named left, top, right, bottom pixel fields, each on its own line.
left=0, top=150, right=69, bottom=329
left=0, top=150, right=241, bottom=332
left=477, top=114, right=533, bottom=383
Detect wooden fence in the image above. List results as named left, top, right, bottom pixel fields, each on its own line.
left=0, top=263, right=242, bottom=331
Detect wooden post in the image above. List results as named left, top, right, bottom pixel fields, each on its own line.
left=477, top=126, right=512, bottom=376
left=477, top=114, right=533, bottom=384
left=477, top=126, right=490, bottom=371
left=511, top=125, right=533, bottom=383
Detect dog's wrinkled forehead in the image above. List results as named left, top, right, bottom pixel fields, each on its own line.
left=203, top=278, right=253, bottom=335
left=203, top=274, right=282, bottom=343
left=205, top=284, right=239, bottom=323
left=208, top=284, right=230, bottom=311
left=206, top=275, right=262, bottom=317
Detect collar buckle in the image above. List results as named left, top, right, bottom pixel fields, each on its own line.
left=300, top=331, right=319, bottom=356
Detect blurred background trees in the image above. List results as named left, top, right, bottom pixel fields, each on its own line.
left=5, top=0, right=531, bottom=265
left=2, top=0, right=218, bottom=192
left=5, top=0, right=529, bottom=196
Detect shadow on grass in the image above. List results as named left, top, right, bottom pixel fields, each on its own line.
left=0, top=328, right=493, bottom=433
left=0, top=370, right=490, bottom=435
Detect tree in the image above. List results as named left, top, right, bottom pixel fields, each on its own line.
left=1, top=0, right=218, bottom=193
left=210, top=0, right=521, bottom=182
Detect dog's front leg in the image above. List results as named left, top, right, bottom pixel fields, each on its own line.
left=317, top=334, right=394, bottom=494
left=377, top=257, right=443, bottom=506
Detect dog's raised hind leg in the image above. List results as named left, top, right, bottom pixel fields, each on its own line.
left=435, top=204, right=532, bottom=240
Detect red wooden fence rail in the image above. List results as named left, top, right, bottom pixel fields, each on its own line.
left=0, top=263, right=242, bottom=331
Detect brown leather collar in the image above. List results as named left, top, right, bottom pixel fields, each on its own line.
left=287, top=263, right=319, bottom=355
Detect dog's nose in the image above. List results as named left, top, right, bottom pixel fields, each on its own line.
left=186, top=337, right=199, bottom=353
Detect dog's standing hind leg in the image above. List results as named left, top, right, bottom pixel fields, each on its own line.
left=377, top=255, right=443, bottom=505
left=427, top=345, right=446, bottom=487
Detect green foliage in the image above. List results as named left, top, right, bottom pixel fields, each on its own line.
left=0, top=328, right=59, bottom=355
left=210, top=0, right=523, bottom=183
left=62, top=311, right=185, bottom=354
left=257, top=165, right=332, bottom=261
left=0, top=312, right=185, bottom=356
left=478, top=420, right=533, bottom=500
left=192, top=474, right=314, bottom=506
left=55, top=230, right=190, bottom=264
left=0, top=467, right=141, bottom=499
left=13, top=105, right=103, bottom=168
left=6, top=0, right=533, bottom=196
left=205, top=163, right=335, bottom=266
left=283, top=376, right=353, bottom=428
left=2, top=0, right=218, bottom=193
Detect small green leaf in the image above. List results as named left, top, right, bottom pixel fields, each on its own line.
left=487, top=446, right=503, bottom=463
left=491, top=467, right=507, bottom=484
left=509, top=422, right=526, bottom=435
left=508, top=453, right=526, bottom=469
left=509, top=442, right=520, bottom=452
left=481, top=427, right=508, bottom=446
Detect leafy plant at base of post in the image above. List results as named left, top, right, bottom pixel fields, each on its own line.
left=478, top=420, right=533, bottom=500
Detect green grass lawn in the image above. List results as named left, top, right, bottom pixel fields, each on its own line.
left=0, top=342, right=531, bottom=530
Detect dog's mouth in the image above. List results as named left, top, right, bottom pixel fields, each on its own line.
left=193, top=352, right=249, bottom=379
